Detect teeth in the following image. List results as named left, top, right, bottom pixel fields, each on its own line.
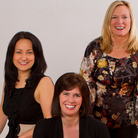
left=20, top=62, right=27, bottom=65
left=65, top=105, right=75, bottom=109
left=115, top=26, right=124, bottom=29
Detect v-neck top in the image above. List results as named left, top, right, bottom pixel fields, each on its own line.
left=33, top=116, right=110, bottom=138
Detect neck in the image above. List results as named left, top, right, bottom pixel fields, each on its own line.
left=111, top=34, right=128, bottom=47
left=18, top=71, right=30, bottom=81
left=61, top=116, right=79, bottom=128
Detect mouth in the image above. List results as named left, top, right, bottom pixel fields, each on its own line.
left=65, top=104, right=75, bottom=109
left=115, top=26, right=125, bottom=30
left=19, top=62, right=28, bottom=65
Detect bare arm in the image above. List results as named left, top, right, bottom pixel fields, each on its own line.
left=36, top=76, right=54, bottom=118
left=0, top=83, right=8, bottom=134
left=18, top=127, right=34, bottom=138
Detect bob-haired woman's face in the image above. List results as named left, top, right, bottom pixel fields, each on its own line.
left=13, top=39, right=35, bottom=74
left=110, top=5, right=131, bottom=38
left=59, top=87, right=82, bottom=117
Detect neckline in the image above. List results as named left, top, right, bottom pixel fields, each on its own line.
left=15, top=87, right=25, bottom=90
left=104, top=52, right=134, bottom=60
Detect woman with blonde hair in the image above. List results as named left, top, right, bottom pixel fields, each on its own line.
left=80, top=1, right=138, bottom=138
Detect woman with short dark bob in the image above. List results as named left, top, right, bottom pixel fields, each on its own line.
left=0, top=31, right=54, bottom=137
left=33, top=72, right=110, bottom=138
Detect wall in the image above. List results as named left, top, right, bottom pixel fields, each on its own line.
left=0, top=0, right=138, bottom=137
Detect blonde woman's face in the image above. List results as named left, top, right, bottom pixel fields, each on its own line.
left=110, top=5, right=131, bottom=38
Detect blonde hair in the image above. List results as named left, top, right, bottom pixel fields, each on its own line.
left=100, top=0, right=138, bottom=53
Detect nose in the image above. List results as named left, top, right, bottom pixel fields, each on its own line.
left=21, top=54, right=27, bottom=60
left=68, top=96, right=75, bottom=103
left=117, top=17, right=123, bottom=23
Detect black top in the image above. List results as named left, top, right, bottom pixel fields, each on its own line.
left=80, top=38, right=138, bottom=128
left=33, top=116, right=110, bottom=138
left=3, top=74, right=45, bottom=138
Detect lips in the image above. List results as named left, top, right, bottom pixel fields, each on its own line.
left=19, top=62, right=28, bottom=65
left=65, top=104, right=75, bottom=109
left=115, top=26, right=125, bottom=30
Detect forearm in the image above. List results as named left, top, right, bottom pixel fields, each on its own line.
left=0, top=105, right=8, bottom=134
left=18, top=127, right=34, bottom=138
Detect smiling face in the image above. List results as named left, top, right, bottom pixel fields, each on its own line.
left=110, top=5, right=131, bottom=38
left=59, top=87, right=83, bottom=117
left=13, top=39, right=35, bottom=74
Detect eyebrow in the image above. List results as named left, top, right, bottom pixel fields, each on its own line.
left=112, top=14, right=128, bottom=16
left=15, top=49, right=33, bottom=51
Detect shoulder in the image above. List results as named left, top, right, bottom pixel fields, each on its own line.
left=81, top=116, right=107, bottom=130
left=39, top=76, right=53, bottom=85
left=34, top=117, right=62, bottom=138
left=34, top=118, right=54, bottom=132
left=35, top=117, right=61, bottom=130
left=80, top=116, right=110, bottom=138
left=36, top=118, right=53, bottom=126
left=84, top=37, right=102, bottom=57
left=37, top=76, right=54, bottom=88
left=87, top=116, right=104, bottom=125
left=33, top=118, right=53, bottom=137
left=88, top=116, right=110, bottom=137
left=87, top=37, right=101, bottom=50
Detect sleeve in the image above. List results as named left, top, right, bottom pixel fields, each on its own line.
left=79, top=44, right=97, bottom=104
left=87, top=116, right=110, bottom=138
left=97, top=123, right=110, bottom=138
left=33, top=119, right=51, bottom=138
left=134, top=75, right=138, bottom=127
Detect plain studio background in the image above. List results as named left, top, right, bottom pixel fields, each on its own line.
left=0, top=0, right=138, bottom=137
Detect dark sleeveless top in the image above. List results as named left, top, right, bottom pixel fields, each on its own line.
left=3, top=74, right=45, bottom=138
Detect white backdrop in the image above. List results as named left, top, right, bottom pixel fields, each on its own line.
left=0, top=0, right=138, bottom=137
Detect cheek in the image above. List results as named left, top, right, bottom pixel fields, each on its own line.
left=30, top=55, right=35, bottom=61
left=59, top=95, right=64, bottom=105
left=77, top=98, right=83, bottom=106
left=127, top=21, right=131, bottom=28
left=13, top=55, right=18, bottom=64
left=110, top=21, right=115, bottom=31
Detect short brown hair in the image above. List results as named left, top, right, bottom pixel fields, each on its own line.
left=51, top=72, right=91, bottom=117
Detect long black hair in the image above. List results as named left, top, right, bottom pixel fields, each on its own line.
left=4, top=31, right=47, bottom=96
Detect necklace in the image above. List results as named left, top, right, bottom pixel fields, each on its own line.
left=113, top=45, right=127, bottom=49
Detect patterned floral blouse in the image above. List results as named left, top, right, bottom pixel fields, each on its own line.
left=80, top=38, right=138, bottom=128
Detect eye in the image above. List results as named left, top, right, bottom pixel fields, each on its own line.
left=16, top=51, right=21, bottom=54
left=74, top=94, right=81, bottom=97
left=63, top=92, right=69, bottom=96
left=111, top=16, right=117, bottom=19
left=28, top=51, right=33, bottom=54
left=123, top=16, right=127, bottom=19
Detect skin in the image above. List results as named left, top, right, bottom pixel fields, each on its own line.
left=59, top=87, right=83, bottom=138
left=0, top=39, right=54, bottom=138
left=108, top=5, right=131, bottom=59
left=110, top=5, right=131, bottom=38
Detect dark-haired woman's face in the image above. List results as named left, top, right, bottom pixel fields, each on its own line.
left=59, top=87, right=82, bottom=117
left=13, top=39, right=35, bottom=74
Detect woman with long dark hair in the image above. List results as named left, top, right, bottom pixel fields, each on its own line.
left=0, top=31, right=54, bottom=138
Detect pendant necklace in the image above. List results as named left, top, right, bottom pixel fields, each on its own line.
left=113, top=45, right=127, bottom=49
